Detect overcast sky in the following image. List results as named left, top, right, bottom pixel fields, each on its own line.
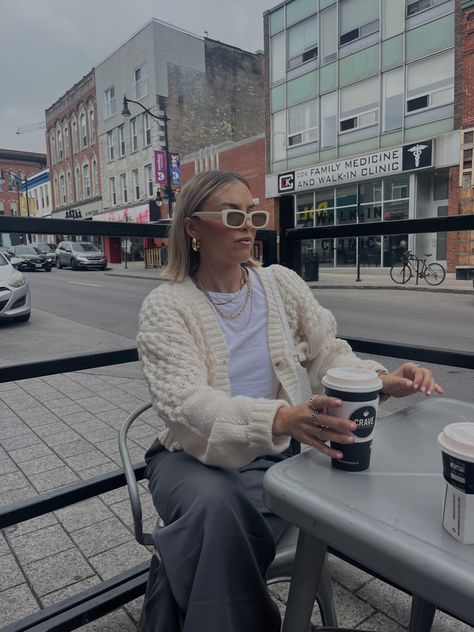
left=0, top=0, right=274, bottom=155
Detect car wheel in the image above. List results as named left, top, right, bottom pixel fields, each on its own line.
left=15, top=313, right=30, bottom=323
left=57, top=258, right=62, bottom=269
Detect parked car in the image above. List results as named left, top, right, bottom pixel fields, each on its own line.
left=0, top=251, right=31, bottom=322
left=55, top=241, right=107, bottom=270
left=31, top=242, right=57, bottom=266
left=7, top=245, right=52, bottom=272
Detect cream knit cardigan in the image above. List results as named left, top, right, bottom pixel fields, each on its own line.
left=137, top=264, right=385, bottom=468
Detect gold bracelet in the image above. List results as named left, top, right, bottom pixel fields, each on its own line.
left=376, top=369, right=391, bottom=403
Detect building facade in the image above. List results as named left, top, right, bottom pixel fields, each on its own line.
left=0, top=149, right=46, bottom=218
left=264, top=0, right=465, bottom=270
left=45, top=69, right=102, bottom=220
left=95, top=19, right=264, bottom=227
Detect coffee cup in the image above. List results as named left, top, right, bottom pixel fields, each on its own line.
left=437, top=422, right=474, bottom=544
left=321, top=367, right=382, bottom=472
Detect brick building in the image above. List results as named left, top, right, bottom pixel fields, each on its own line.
left=264, top=0, right=469, bottom=273
left=181, top=134, right=279, bottom=230
left=0, top=149, right=46, bottom=218
left=45, top=69, right=102, bottom=221
left=449, top=0, right=474, bottom=276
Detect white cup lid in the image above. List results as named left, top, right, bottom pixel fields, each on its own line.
left=322, top=367, right=382, bottom=393
left=438, top=423, right=474, bottom=463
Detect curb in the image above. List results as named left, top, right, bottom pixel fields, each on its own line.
left=104, top=271, right=472, bottom=294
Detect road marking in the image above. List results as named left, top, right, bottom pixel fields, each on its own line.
left=68, top=281, right=103, bottom=287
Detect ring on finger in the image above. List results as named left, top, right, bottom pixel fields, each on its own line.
left=316, top=424, right=328, bottom=441
left=311, top=409, right=320, bottom=426
left=309, top=394, right=323, bottom=411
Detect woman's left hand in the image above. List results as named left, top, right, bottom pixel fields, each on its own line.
left=380, top=362, right=443, bottom=398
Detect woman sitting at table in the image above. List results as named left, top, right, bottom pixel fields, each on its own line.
left=137, top=170, right=443, bottom=632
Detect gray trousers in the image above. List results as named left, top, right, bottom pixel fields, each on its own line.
left=141, top=440, right=291, bottom=632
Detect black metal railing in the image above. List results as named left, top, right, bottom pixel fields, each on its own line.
left=0, top=212, right=473, bottom=630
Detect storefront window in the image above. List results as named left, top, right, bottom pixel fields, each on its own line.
left=383, top=235, right=408, bottom=267
left=384, top=175, right=409, bottom=201
left=359, top=179, right=382, bottom=203
left=336, top=184, right=357, bottom=208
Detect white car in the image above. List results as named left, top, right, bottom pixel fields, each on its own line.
left=0, top=251, right=31, bottom=322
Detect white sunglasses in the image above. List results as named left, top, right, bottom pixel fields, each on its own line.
left=191, top=209, right=270, bottom=229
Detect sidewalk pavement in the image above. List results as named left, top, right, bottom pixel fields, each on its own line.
left=1, top=366, right=472, bottom=631
left=105, top=261, right=474, bottom=294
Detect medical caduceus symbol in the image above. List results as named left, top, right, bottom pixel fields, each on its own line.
left=408, top=144, right=428, bottom=167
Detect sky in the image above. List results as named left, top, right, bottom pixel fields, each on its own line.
left=0, top=0, right=275, bottom=154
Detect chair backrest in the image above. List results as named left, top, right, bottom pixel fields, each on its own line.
left=118, top=401, right=155, bottom=546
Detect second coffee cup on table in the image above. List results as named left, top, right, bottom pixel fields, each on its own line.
left=321, top=367, right=383, bottom=472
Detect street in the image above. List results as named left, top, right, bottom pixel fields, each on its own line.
left=1, top=267, right=472, bottom=406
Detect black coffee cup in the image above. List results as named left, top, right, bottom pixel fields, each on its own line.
left=321, top=367, right=382, bottom=472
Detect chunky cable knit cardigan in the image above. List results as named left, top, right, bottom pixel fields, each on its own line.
left=137, top=264, right=385, bottom=468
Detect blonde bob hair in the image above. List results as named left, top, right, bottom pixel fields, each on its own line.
left=162, top=170, right=262, bottom=281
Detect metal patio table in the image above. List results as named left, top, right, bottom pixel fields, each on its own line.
left=263, top=398, right=474, bottom=632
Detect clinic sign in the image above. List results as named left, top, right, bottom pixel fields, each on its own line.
left=278, top=140, right=432, bottom=193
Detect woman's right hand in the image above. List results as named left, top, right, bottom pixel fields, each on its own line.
left=272, top=394, right=356, bottom=460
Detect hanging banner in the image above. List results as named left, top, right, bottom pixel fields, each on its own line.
left=170, top=153, right=181, bottom=186
left=154, top=150, right=167, bottom=185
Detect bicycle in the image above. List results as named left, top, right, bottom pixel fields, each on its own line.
left=390, top=250, right=446, bottom=286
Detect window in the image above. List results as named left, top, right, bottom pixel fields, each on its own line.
left=134, top=64, right=148, bottom=99
left=406, top=50, right=454, bottom=114
left=67, top=172, right=72, bottom=203
left=71, top=117, right=78, bottom=154
left=120, top=173, right=128, bottom=203
left=60, top=174, right=66, bottom=204
left=80, top=113, right=87, bottom=148
left=271, top=32, right=286, bottom=84
left=89, top=107, right=95, bottom=144
left=107, top=131, right=114, bottom=160
left=145, top=164, right=153, bottom=196
left=321, top=91, right=337, bottom=148
left=40, top=187, right=45, bottom=209
left=109, top=177, right=116, bottom=206
left=460, top=128, right=474, bottom=187
left=339, top=0, right=379, bottom=46
left=143, top=113, right=151, bottom=146
left=406, top=0, right=446, bottom=17
left=50, top=135, right=57, bottom=164
left=288, top=99, right=318, bottom=147
left=57, top=129, right=63, bottom=161
left=132, top=169, right=140, bottom=200
left=272, top=110, right=287, bottom=162
left=130, top=118, right=138, bottom=152
left=104, top=86, right=116, bottom=119
left=92, top=159, right=98, bottom=195
left=64, top=125, right=70, bottom=158
left=321, top=5, right=337, bottom=64
left=382, top=67, right=404, bottom=132
left=287, top=15, right=318, bottom=69
left=406, top=14, right=454, bottom=62
left=75, top=168, right=82, bottom=201
left=339, top=77, right=379, bottom=132
left=118, top=125, right=125, bottom=157
left=83, top=164, right=90, bottom=197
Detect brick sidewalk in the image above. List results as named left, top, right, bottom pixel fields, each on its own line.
left=0, top=369, right=471, bottom=631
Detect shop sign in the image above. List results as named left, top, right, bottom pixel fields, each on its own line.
left=92, top=204, right=150, bottom=223
left=278, top=140, right=433, bottom=193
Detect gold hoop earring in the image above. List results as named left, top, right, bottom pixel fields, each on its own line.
left=191, top=238, right=200, bottom=252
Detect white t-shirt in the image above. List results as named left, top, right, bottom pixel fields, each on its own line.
left=207, top=268, right=280, bottom=399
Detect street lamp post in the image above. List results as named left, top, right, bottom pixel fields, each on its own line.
left=121, top=95, right=174, bottom=217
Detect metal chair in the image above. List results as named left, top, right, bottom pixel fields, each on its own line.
left=119, top=402, right=339, bottom=630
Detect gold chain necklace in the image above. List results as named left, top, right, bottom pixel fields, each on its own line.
left=197, top=269, right=252, bottom=320
left=198, top=268, right=246, bottom=306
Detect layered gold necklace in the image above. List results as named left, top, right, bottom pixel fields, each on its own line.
left=195, top=267, right=254, bottom=331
